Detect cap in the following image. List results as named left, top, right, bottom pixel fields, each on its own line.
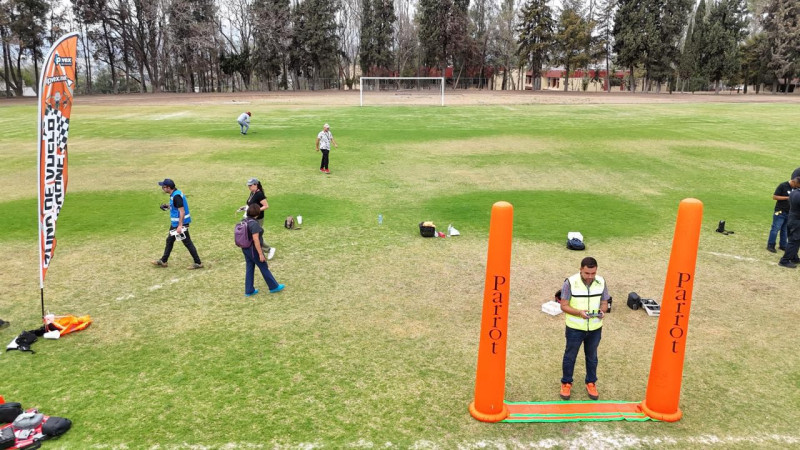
left=158, top=178, right=176, bottom=188
left=323, top=123, right=330, bottom=129
left=246, top=111, right=251, bottom=116
left=247, top=178, right=259, bottom=186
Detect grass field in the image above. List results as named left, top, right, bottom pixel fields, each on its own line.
left=1, top=92, right=799, bottom=448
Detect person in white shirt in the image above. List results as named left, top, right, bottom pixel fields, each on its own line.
left=315, top=123, right=338, bottom=173
left=238, top=111, right=251, bottom=135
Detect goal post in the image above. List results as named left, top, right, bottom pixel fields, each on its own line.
left=359, top=77, right=445, bottom=106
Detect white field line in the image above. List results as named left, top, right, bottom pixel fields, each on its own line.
left=86, top=433, right=800, bottom=449
left=151, top=111, right=189, bottom=120
left=704, top=251, right=759, bottom=262
left=459, top=431, right=800, bottom=449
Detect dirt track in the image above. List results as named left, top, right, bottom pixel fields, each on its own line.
left=2, top=88, right=799, bottom=107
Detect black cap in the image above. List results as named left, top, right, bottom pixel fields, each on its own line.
left=158, top=178, right=176, bottom=188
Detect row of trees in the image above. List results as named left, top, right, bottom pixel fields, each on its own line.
left=1, top=0, right=799, bottom=95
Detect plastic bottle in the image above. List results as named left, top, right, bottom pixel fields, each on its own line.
left=378, top=214, right=383, bottom=225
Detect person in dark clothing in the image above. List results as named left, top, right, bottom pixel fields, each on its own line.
left=241, top=204, right=285, bottom=296
left=778, top=179, right=800, bottom=268
left=152, top=178, right=203, bottom=269
left=767, top=178, right=800, bottom=252
left=238, top=178, right=275, bottom=260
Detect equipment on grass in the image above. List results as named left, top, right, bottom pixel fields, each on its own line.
left=566, top=231, right=585, bottom=250
left=0, top=319, right=8, bottom=330
left=0, top=403, right=23, bottom=423
left=159, top=203, right=169, bottom=211
left=284, top=216, right=295, bottom=230
left=360, top=77, right=445, bottom=107
left=447, top=224, right=460, bottom=236
left=626, top=292, right=660, bottom=316
left=716, top=220, right=734, bottom=235
left=419, top=221, right=436, bottom=238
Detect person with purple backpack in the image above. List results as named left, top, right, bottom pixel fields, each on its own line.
left=238, top=204, right=285, bottom=297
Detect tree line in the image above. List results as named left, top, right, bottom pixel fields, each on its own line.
left=1, top=0, right=798, bottom=96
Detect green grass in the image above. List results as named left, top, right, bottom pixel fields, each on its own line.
left=0, top=95, right=798, bottom=448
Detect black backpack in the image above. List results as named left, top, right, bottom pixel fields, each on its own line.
left=566, top=237, right=585, bottom=250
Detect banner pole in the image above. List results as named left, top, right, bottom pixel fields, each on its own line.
left=40, top=288, right=45, bottom=319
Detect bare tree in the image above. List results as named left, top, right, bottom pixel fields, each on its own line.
left=393, top=0, right=418, bottom=76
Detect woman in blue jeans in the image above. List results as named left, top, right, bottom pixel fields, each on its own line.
left=242, top=204, right=285, bottom=297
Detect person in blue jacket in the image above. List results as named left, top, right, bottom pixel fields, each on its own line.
left=152, top=178, right=203, bottom=269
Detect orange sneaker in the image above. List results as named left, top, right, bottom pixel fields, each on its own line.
left=559, top=382, right=572, bottom=400
left=586, top=382, right=599, bottom=400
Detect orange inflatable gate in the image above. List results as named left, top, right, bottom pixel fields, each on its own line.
left=469, top=199, right=703, bottom=423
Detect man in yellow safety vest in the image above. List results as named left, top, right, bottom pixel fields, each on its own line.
left=559, top=256, right=610, bottom=401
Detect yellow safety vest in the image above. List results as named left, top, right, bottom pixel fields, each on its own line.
left=565, top=273, right=605, bottom=331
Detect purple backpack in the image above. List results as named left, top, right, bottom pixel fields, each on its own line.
left=234, top=219, right=254, bottom=248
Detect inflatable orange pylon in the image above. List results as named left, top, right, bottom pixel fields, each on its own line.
left=640, top=198, right=703, bottom=422
left=469, top=201, right=513, bottom=422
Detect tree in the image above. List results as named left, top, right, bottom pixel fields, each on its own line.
left=393, top=0, right=418, bottom=76
left=704, top=0, right=749, bottom=92
left=613, top=0, right=645, bottom=90
left=252, top=0, right=291, bottom=90
left=360, top=0, right=395, bottom=75
left=640, top=0, right=693, bottom=92
left=417, top=0, right=451, bottom=74
left=762, top=0, right=800, bottom=92
left=555, top=3, right=591, bottom=91
left=740, top=32, right=772, bottom=92
left=168, top=0, right=218, bottom=93
left=9, top=0, right=49, bottom=94
left=471, top=0, right=498, bottom=88
left=218, top=0, right=255, bottom=90
left=290, top=0, right=340, bottom=89
left=517, top=0, right=554, bottom=90
left=594, top=0, right=615, bottom=91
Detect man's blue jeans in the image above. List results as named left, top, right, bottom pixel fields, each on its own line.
left=242, top=247, right=278, bottom=294
left=768, top=211, right=788, bottom=249
left=561, top=326, right=602, bottom=384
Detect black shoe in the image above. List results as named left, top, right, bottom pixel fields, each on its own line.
left=778, top=261, right=797, bottom=268
left=779, top=247, right=786, bottom=251
left=0, top=319, right=9, bottom=330
left=766, top=245, right=777, bottom=253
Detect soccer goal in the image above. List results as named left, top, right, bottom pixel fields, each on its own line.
left=359, top=77, right=445, bottom=106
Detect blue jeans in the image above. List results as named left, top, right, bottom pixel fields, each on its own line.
left=239, top=120, right=249, bottom=134
left=242, top=247, right=278, bottom=294
left=562, top=326, right=602, bottom=384
left=768, top=211, right=788, bottom=248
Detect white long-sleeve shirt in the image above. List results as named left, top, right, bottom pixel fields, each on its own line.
left=238, top=113, right=250, bottom=124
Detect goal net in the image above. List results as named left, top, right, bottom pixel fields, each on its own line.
left=360, top=77, right=445, bottom=106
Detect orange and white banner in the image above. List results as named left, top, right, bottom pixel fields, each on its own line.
left=38, top=32, right=79, bottom=287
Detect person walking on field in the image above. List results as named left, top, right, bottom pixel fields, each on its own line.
left=238, top=111, right=251, bottom=135
left=315, top=123, right=338, bottom=173
left=767, top=177, right=800, bottom=253
left=238, top=178, right=275, bottom=260
left=559, top=257, right=610, bottom=401
left=241, top=204, right=285, bottom=296
left=778, top=178, right=800, bottom=268
left=152, top=178, right=204, bottom=269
